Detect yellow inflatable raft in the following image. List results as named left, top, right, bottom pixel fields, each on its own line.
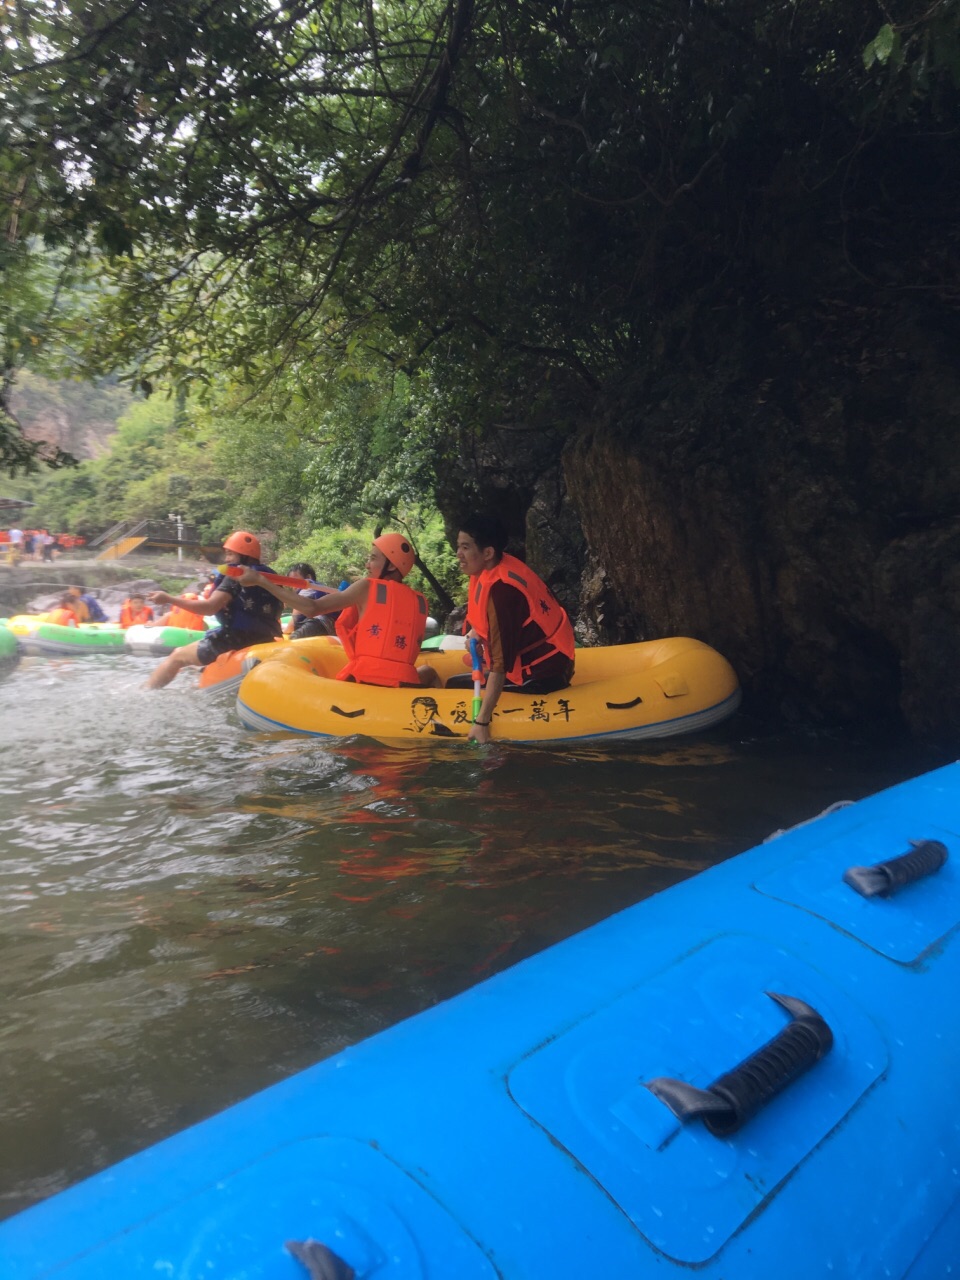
left=235, top=635, right=741, bottom=744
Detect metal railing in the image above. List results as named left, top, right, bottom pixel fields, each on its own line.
left=90, top=518, right=145, bottom=548
left=91, top=518, right=204, bottom=549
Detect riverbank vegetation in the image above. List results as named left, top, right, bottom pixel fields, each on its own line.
left=8, top=366, right=461, bottom=604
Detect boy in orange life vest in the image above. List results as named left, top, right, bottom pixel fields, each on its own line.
left=236, top=534, right=429, bottom=688
left=425, top=514, right=576, bottom=745
left=119, top=594, right=154, bottom=628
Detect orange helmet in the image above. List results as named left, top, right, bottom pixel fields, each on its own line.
left=373, top=533, right=415, bottom=578
left=222, top=530, right=261, bottom=559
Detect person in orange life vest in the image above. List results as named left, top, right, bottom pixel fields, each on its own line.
left=159, top=592, right=208, bottom=631
left=119, top=594, right=155, bottom=628
left=67, top=583, right=108, bottom=624
left=236, top=534, right=429, bottom=688
left=424, top=514, right=575, bottom=744
left=46, top=595, right=80, bottom=627
left=144, top=530, right=283, bottom=689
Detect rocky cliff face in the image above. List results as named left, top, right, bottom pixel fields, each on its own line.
left=560, top=294, right=960, bottom=745
left=9, top=372, right=130, bottom=460
left=452, top=289, right=959, bottom=747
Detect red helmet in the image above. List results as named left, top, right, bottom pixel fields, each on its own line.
left=222, top=530, right=261, bottom=559
left=373, top=533, right=415, bottom=578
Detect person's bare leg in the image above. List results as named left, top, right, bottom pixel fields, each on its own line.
left=416, top=664, right=442, bottom=688
left=145, top=641, right=201, bottom=690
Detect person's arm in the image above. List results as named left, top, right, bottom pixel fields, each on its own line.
left=148, top=589, right=231, bottom=616
left=467, top=670, right=505, bottom=744
left=236, top=568, right=368, bottom=618
left=467, top=583, right=527, bottom=743
left=466, top=594, right=507, bottom=743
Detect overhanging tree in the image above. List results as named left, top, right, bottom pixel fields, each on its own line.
left=3, top=0, right=958, bottom=471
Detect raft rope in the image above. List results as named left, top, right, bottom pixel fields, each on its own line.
left=763, top=799, right=854, bottom=843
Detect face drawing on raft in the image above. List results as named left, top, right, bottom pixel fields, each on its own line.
left=411, top=697, right=440, bottom=730
left=408, top=696, right=457, bottom=737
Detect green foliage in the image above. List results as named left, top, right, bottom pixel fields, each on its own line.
left=281, top=508, right=461, bottom=616
left=0, top=244, right=90, bottom=471
left=300, top=370, right=442, bottom=527
left=4, top=0, right=959, bottom=534
left=14, top=394, right=160, bottom=532
left=864, top=24, right=901, bottom=69
left=280, top=526, right=374, bottom=590
left=8, top=361, right=461, bottom=617
left=403, top=505, right=461, bottom=611
left=862, top=7, right=960, bottom=111
left=8, top=1, right=955, bottom=393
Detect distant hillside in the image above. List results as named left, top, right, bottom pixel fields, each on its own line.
left=9, top=370, right=133, bottom=460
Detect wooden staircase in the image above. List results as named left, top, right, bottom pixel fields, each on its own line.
left=92, top=517, right=211, bottom=561
left=97, top=535, right=148, bottom=560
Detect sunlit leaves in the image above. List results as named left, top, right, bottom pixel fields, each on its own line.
left=861, top=6, right=960, bottom=116
left=864, top=24, right=901, bottom=69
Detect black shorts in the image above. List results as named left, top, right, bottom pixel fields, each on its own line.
left=291, top=617, right=335, bottom=639
left=196, top=628, right=278, bottom=666
left=445, top=658, right=574, bottom=696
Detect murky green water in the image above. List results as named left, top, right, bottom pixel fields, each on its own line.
left=0, top=650, right=946, bottom=1220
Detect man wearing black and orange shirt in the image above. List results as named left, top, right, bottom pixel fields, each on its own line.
left=445, top=514, right=575, bottom=744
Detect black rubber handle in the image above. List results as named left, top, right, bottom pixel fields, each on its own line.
left=287, top=1239, right=355, bottom=1280
left=843, top=838, right=948, bottom=899
left=647, top=992, right=833, bottom=1137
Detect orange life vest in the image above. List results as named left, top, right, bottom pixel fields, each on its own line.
left=335, top=578, right=428, bottom=687
left=119, top=601, right=154, bottom=628
left=465, top=552, right=575, bottom=685
left=165, top=595, right=207, bottom=631
left=47, top=607, right=78, bottom=628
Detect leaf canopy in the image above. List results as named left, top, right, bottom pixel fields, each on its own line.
left=3, top=0, right=959, bottom=467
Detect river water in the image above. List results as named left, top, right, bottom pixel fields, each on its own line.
left=0, top=649, right=948, bottom=1222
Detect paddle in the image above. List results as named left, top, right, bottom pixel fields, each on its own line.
left=218, top=564, right=338, bottom=594
left=468, top=635, right=484, bottom=724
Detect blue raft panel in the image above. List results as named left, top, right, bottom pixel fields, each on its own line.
left=2, top=763, right=960, bottom=1279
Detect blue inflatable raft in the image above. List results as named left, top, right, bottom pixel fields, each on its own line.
left=2, top=764, right=959, bottom=1278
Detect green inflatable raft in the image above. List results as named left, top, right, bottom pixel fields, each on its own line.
left=11, top=619, right=126, bottom=656
left=123, top=622, right=207, bottom=656
left=0, top=624, right=19, bottom=660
